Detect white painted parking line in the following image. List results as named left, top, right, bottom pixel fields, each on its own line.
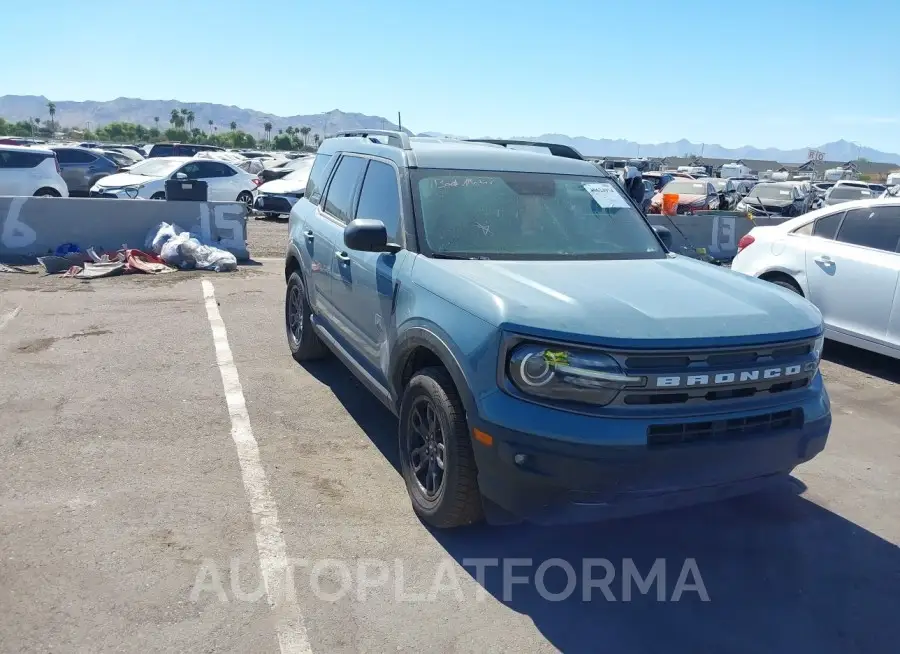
left=201, top=280, right=313, bottom=654
left=0, top=305, right=22, bottom=333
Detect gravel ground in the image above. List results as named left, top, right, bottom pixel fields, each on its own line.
left=247, top=215, right=289, bottom=259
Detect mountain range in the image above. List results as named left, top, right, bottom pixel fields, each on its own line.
left=2, top=95, right=898, bottom=165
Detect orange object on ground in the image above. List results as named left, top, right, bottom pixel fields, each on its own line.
left=662, top=193, right=679, bottom=216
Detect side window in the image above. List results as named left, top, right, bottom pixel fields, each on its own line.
left=836, top=206, right=900, bottom=253
left=178, top=162, right=202, bottom=179
left=151, top=144, right=175, bottom=157
left=0, top=150, right=45, bottom=168
left=322, top=156, right=366, bottom=223
left=61, top=150, right=97, bottom=164
left=812, top=212, right=843, bottom=239
left=305, top=154, right=333, bottom=204
left=53, top=149, right=76, bottom=164
left=355, top=160, right=402, bottom=241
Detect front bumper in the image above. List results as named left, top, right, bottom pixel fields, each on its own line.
left=255, top=194, right=299, bottom=214
left=470, top=377, right=831, bottom=525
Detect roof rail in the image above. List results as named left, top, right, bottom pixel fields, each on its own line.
left=332, top=129, right=411, bottom=150
left=463, top=139, right=585, bottom=161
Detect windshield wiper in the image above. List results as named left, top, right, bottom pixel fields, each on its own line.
left=430, top=252, right=487, bottom=260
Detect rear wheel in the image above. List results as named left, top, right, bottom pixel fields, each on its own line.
left=399, top=367, right=483, bottom=528
left=285, top=271, right=328, bottom=362
left=150, top=192, right=166, bottom=200
left=33, top=188, right=60, bottom=197
left=772, top=279, right=802, bottom=294
left=237, top=191, right=254, bottom=208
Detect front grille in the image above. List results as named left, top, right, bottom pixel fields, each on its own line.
left=609, top=338, right=817, bottom=406
left=647, top=408, right=803, bottom=448
left=89, top=191, right=118, bottom=198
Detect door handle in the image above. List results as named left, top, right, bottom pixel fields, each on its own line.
left=303, top=230, right=314, bottom=241
left=814, top=255, right=833, bottom=264
left=335, top=251, right=351, bottom=264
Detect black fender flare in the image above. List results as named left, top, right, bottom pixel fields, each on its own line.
left=389, top=326, right=477, bottom=416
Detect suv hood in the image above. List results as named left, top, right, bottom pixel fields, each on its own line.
left=413, top=256, right=822, bottom=348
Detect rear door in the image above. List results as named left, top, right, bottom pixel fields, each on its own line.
left=309, top=154, right=367, bottom=329
left=175, top=161, right=229, bottom=200
left=806, top=205, right=900, bottom=342
left=0, top=149, right=46, bottom=195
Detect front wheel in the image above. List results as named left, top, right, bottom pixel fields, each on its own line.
left=33, top=188, right=61, bottom=197
left=150, top=192, right=166, bottom=200
left=399, top=367, right=483, bottom=528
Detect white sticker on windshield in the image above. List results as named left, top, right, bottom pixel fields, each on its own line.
left=779, top=190, right=790, bottom=195
left=583, top=182, right=631, bottom=208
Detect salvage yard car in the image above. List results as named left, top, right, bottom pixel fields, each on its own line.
left=647, top=178, right=721, bottom=213
left=90, top=156, right=261, bottom=204
left=284, top=131, right=831, bottom=528
left=254, top=157, right=315, bottom=218
left=736, top=181, right=809, bottom=216
left=732, top=198, right=900, bottom=359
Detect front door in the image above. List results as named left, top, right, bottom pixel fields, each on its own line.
left=331, top=158, right=406, bottom=384
left=806, top=205, right=900, bottom=343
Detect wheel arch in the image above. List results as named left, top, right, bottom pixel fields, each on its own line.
left=759, top=269, right=805, bottom=296
left=390, top=327, right=476, bottom=417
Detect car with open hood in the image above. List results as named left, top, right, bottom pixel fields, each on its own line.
left=254, top=157, right=315, bottom=218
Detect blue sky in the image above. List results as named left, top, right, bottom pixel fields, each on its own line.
left=5, top=0, right=899, bottom=151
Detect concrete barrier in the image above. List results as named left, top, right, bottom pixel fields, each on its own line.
left=0, top=197, right=249, bottom=263
left=648, top=211, right=790, bottom=262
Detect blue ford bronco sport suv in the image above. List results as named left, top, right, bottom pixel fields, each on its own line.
left=284, top=130, right=831, bottom=528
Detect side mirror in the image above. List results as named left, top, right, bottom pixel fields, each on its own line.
left=344, top=218, right=400, bottom=253
left=652, top=225, right=673, bottom=248
left=175, top=172, right=188, bottom=180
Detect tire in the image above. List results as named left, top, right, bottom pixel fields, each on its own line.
left=285, top=271, right=328, bottom=362
left=398, top=367, right=483, bottom=528
left=771, top=279, right=802, bottom=295
left=237, top=191, right=254, bottom=208
left=33, top=188, right=60, bottom=198
left=266, top=212, right=280, bottom=220
left=150, top=192, right=166, bottom=200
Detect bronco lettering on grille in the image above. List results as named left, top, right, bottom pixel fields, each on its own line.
left=654, top=364, right=805, bottom=388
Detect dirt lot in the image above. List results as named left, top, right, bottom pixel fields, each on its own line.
left=0, top=256, right=897, bottom=653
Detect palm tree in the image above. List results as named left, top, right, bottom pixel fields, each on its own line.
left=300, top=126, right=311, bottom=149
left=313, top=133, right=321, bottom=148
left=186, top=111, right=195, bottom=131
left=207, top=119, right=214, bottom=133
left=229, top=121, right=237, bottom=131
left=154, top=116, right=160, bottom=130
left=169, top=109, right=180, bottom=127
left=263, top=121, right=273, bottom=143
left=46, top=101, right=56, bottom=132
left=277, top=128, right=284, bottom=135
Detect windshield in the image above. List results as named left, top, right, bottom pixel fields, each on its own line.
left=662, top=180, right=708, bottom=195
left=410, top=170, right=664, bottom=260
left=750, top=184, right=794, bottom=200
left=126, top=158, right=186, bottom=177
left=707, top=179, right=727, bottom=191
left=829, top=186, right=872, bottom=200
left=286, top=156, right=314, bottom=170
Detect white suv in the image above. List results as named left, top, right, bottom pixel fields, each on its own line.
left=0, top=145, right=69, bottom=197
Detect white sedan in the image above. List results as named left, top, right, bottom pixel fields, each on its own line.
left=90, top=156, right=261, bottom=206
left=731, top=198, right=900, bottom=358
left=253, top=158, right=314, bottom=218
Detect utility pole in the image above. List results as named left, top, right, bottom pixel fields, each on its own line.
left=397, top=112, right=402, bottom=132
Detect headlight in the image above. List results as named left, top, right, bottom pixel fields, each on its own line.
left=507, top=344, right=645, bottom=406
left=812, top=334, right=825, bottom=362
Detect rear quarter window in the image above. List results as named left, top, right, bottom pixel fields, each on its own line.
left=149, top=144, right=175, bottom=157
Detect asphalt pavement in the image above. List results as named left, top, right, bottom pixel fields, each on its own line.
left=0, top=258, right=897, bottom=653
